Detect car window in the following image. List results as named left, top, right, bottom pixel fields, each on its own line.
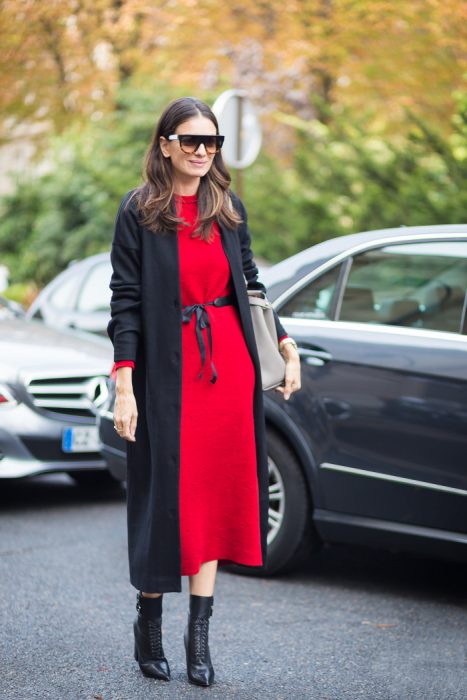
left=278, top=264, right=342, bottom=320
left=76, top=262, right=112, bottom=313
left=49, top=273, right=81, bottom=311
left=338, top=241, right=467, bottom=333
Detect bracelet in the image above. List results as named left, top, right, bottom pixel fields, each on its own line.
left=279, top=337, right=298, bottom=352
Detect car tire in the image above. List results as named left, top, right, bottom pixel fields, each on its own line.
left=223, top=429, right=320, bottom=577
left=68, top=470, right=122, bottom=490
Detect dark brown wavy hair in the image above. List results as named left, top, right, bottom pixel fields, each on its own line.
left=127, top=97, right=242, bottom=240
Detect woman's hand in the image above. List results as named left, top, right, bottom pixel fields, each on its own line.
left=274, top=345, right=301, bottom=400
left=113, top=368, right=138, bottom=441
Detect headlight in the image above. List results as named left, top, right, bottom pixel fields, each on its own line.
left=0, top=384, right=19, bottom=408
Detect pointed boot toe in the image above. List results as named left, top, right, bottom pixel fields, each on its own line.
left=134, top=629, right=171, bottom=681
left=133, top=592, right=171, bottom=681
left=184, top=625, right=214, bottom=686
left=184, top=594, right=215, bottom=687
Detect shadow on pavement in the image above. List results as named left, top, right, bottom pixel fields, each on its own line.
left=278, top=541, right=467, bottom=606
left=2, top=474, right=466, bottom=606
left=0, top=473, right=126, bottom=512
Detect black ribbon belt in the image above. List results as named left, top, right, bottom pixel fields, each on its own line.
left=181, top=294, right=235, bottom=384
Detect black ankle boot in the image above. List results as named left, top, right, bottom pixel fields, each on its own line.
left=184, top=594, right=215, bottom=687
left=133, top=591, right=170, bottom=681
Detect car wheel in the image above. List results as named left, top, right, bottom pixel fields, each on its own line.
left=223, top=429, right=320, bottom=577
left=68, top=470, right=122, bottom=490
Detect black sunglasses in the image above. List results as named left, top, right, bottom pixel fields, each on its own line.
left=167, top=134, right=225, bottom=154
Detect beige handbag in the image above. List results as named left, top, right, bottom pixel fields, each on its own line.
left=247, top=290, right=286, bottom=391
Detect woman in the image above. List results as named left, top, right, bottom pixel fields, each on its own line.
left=107, top=96, right=301, bottom=687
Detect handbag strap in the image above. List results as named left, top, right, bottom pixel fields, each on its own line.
left=247, top=291, right=273, bottom=309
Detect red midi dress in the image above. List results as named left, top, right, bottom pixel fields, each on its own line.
left=175, top=193, right=263, bottom=575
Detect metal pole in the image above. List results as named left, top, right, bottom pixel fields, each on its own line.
left=235, top=96, right=244, bottom=199
left=235, top=169, right=243, bottom=199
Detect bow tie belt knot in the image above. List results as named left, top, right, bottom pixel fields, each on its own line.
left=181, top=294, right=235, bottom=383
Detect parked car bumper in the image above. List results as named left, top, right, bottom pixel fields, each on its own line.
left=96, top=408, right=126, bottom=482
left=0, top=399, right=107, bottom=479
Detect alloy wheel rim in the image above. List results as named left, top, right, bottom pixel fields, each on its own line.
left=267, top=457, right=285, bottom=545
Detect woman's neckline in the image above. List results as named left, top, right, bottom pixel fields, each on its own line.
left=174, top=193, right=197, bottom=202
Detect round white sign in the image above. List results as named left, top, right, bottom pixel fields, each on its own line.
left=212, top=90, right=262, bottom=169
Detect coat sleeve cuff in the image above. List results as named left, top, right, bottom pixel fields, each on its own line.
left=113, top=360, right=135, bottom=370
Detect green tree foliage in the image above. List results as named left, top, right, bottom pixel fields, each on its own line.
left=0, top=85, right=174, bottom=286
left=1, top=87, right=466, bottom=292
left=244, top=91, right=467, bottom=260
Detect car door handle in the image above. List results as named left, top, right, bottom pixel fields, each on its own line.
left=297, top=346, right=333, bottom=367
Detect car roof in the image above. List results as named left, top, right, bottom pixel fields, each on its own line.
left=262, top=224, right=467, bottom=301
left=65, top=251, right=110, bottom=270
left=25, top=251, right=111, bottom=317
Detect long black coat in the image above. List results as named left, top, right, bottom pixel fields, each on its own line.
left=107, top=189, right=287, bottom=593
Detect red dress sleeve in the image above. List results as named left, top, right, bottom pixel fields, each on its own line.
left=110, top=360, right=135, bottom=378
left=278, top=334, right=289, bottom=343
left=110, top=360, right=135, bottom=381
left=114, top=360, right=135, bottom=369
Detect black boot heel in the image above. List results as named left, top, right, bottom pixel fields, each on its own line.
left=184, top=594, right=215, bottom=687
left=133, top=591, right=171, bottom=681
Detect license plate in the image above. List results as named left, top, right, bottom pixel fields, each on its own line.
left=62, top=426, right=101, bottom=453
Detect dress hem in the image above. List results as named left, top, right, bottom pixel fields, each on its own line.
left=181, top=553, right=263, bottom=577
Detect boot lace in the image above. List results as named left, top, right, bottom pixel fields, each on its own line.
left=147, top=618, right=163, bottom=659
left=192, top=617, right=210, bottom=661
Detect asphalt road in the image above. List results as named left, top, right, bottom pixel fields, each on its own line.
left=1, top=474, right=466, bottom=700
